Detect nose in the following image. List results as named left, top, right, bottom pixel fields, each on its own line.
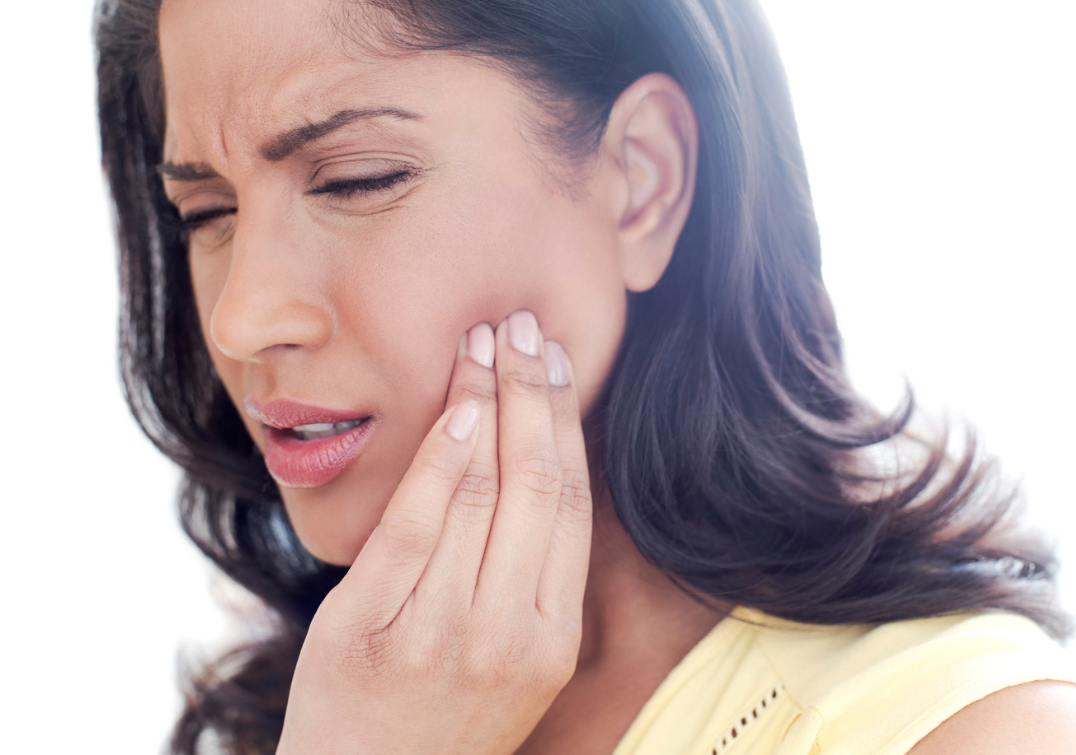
left=207, top=209, right=334, bottom=362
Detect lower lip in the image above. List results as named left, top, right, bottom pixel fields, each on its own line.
left=263, top=418, right=374, bottom=489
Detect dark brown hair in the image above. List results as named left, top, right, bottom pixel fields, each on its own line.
left=94, top=0, right=1069, bottom=753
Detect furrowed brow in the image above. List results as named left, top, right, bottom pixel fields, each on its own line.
left=155, top=107, right=422, bottom=180
left=260, top=107, right=423, bottom=162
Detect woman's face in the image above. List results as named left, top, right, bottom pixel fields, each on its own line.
left=157, top=0, right=686, bottom=566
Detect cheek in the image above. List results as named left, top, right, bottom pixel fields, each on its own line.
left=333, top=168, right=628, bottom=420
left=293, top=177, right=624, bottom=567
left=470, top=183, right=628, bottom=417
left=189, top=160, right=627, bottom=567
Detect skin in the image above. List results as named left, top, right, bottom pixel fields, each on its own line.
left=157, top=0, right=1076, bottom=752
left=159, top=0, right=723, bottom=751
left=159, top=0, right=669, bottom=566
left=908, top=681, right=1076, bottom=754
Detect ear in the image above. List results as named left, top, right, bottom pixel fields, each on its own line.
left=601, top=72, right=698, bottom=293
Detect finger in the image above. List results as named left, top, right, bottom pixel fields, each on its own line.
left=534, top=342, right=593, bottom=619
left=340, top=399, right=480, bottom=626
left=476, top=310, right=562, bottom=608
left=416, top=323, right=500, bottom=608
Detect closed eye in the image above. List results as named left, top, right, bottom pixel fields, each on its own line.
left=306, top=170, right=414, bottom=200
left=180, top=206, right=236, bottom=232
left=176, top=169, right=416, bottom=243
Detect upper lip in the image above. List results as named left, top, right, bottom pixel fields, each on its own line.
left=245, top=397, right=372, bottom=429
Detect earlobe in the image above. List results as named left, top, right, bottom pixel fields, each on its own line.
left=605, top=73, right=699, bottom=293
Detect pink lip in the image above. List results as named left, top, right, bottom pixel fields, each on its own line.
left=245, top=398, right=376, bottom=489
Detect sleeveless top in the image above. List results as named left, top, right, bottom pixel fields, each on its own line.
left=611, top=607, right=1076, bottom=755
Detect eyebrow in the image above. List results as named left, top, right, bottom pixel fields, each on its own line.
left=156, top=106, right=424, bottom=181
left=157, top=161, right=221, bottom=182
left=261, top=107, right=423, bottom=161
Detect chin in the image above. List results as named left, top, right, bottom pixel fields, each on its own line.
left=279, top=484, right=387, bottom=568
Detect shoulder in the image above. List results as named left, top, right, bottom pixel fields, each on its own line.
left=908, top=679, right=1076, bottom=754
left=751, top=609, right=1069, bottom=706
left=741, top=608, right=1076, bottom=755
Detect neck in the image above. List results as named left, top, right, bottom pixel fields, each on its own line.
left=573, top=412, right=730, bottom=669
left=512, top=486, right=731, bottom=755
left=575, top=485, right=731, bottom=672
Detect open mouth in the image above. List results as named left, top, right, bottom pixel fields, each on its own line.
left=262, top=415, right=376, bottom=488
left=285, top=417, right=369, bottom=441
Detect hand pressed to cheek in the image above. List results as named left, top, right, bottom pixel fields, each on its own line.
left=276, top=311, right=591, bottom=755
left=416, top=314, right=584, bottom=612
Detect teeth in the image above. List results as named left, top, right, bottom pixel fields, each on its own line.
left=291, top=418, right=365, bottom=441
left=293, top=423, right=335, bottom=433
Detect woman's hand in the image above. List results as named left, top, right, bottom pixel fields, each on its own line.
left=276, top=310, right=594, bottom=755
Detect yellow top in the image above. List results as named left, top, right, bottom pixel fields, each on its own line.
left=612, top=607, right=1076, bottom=755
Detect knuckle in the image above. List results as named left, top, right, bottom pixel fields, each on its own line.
left=543, top=643, right=579, bottom=689
left=513, top=447, right=563, bottom=500
left=453, top=378, right=496, bottom=405
left=333, top=620, right=401, bottom=683
left=557, top=469, right=593, bottom=521
left=500, top=365, right=549, bottom=395
left=548, top=613, right=584, bottom=658
left=454, top=616, right=574, bottom=696
left=423, top=449, right=465, bottom=484
left=379, top=512, right=440, bottom=559
left=452, top=467, right=501, bottom=514
left=533, top=623, right=580, bottom=690
left=485, top=629, right=533, bottom=683
left=427, top=618, right=470, bottom=674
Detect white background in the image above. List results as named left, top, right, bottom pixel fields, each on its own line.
left=0, top=1, right=1072, bottom=752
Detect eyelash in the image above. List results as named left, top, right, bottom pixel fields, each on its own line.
left=178, top=169, right=415, bottom=232
left=306, top=169, right=414, bottom=200
left=179, top=206, right=234, bottom=232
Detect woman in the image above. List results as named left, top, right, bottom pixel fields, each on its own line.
left=94, top=0, right=1076, bottom=752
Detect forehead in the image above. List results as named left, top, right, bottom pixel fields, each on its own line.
left=158, top=0, right=525, bottom=164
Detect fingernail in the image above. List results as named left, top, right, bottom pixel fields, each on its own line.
left=544, top=341, right=569, bottom=387
left=467, top=323, right=495, bottom=368
left=507, top=310, right=540, bottom=356
left=446, top=400, right=480, bottom=441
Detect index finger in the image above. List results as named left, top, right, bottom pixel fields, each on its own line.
left=337, top=399, right=481, bottom=627
left=415, top=323, right=501, bottom=608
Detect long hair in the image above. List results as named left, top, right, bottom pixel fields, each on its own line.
left=94, top=0, right=1069, bottom=752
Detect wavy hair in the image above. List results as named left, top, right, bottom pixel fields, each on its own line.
left=94, top=0, right=1069, bottom=752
